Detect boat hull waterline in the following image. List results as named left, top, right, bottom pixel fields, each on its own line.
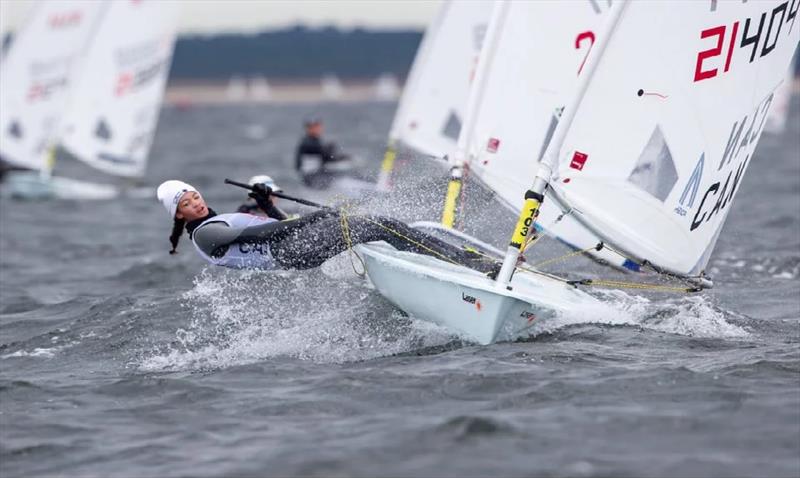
left=357, top=242, right=604, bottom=345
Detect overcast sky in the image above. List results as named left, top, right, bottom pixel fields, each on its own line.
left=0, top=0, right=441, bottom=35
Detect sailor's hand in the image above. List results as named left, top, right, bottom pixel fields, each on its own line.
left=249, top=183, right=272, bottom=200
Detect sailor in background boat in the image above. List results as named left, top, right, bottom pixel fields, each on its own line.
left=295, top=118, right=352, bottom=189
left=236, top=174, right=290, bottom=218
left=156, top=179, right=497, bottom=272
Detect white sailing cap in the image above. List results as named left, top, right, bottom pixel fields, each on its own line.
left=248, top=174, right=283, bottom=192
left=156, top=180, right=198, bottom=219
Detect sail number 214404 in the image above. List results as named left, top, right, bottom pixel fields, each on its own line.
left=693, top=1, right=797, bottom=83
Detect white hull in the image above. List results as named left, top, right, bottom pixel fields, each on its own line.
left=2, top=171, right=119, bottom=200
left=357, top=242, right=603, bottom=345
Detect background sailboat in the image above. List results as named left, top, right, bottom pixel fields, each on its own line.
left=376, top=0, right=493, bottom=191
left=0, top=0, right=103, bottom=178
left=1, top=0, right=179, bottom=199
left=58, top=0, right=178, bottom=181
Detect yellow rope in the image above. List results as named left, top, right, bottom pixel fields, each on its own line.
left=522, top=230, right=542, bottom=253
left=359, top=215, right=465, bottom=267
left=338, top=206, right=469, bottom=274
left=338, top=205, right=366, bottom=277
left=508, top=223, right=697, bottom=292
left=579, top=279, right=698, bottom=293
left=532, top=244, right=599, bottom=269
left=336, top=207, right=697, bottom=294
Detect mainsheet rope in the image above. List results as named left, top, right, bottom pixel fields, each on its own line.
left=335, top=202, right=700, bottom=294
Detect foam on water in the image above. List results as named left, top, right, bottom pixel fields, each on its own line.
left=2, top=346, right=67, bottom=359
left=140, top=261, right=454, bottom=371
left=142, top=257, right=750, bottom=372
left=571, top=289, right=749, bottom=338
left=710, top=254, right=800, bottom=280
left=502, top=287, right=749, bottom=341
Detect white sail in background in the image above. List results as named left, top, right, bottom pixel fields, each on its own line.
left=0, top=1, right=103, bottom=171
left=388, top=0, right=493, bottom=158
left=373, top=73, right=400, bottom=101
left=226, top=76, right=248, bottom=102
left=321, top=74, right=344, bottom=100
left=249, top=76, right=272, bottom=102
left=59, top=0, right=179, bottom=178
left=547, top=0, right=800, bottom=276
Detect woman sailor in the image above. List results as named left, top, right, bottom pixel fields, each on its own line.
left=156, top=179, right=497, bottom=272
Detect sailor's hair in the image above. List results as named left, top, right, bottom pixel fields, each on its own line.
left=169, top=217, right=186, bottom=254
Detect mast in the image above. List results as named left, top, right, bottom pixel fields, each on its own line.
left=441, top=0, right=509, bottom=228
left=495, top=0, right=628, bottom=285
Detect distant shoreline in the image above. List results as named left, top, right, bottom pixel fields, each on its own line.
left=164, top=78, right=404, bottom=105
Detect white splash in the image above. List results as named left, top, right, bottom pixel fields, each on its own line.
left=562, top=289, right=750, bottom=339
left=2, top=345, right=69, bottom=359
left=140, top=266, right=454, bottom=371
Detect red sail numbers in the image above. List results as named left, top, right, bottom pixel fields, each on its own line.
left=48, top=11, right=82, bottom=29
left=694, top=0, right=798, bottom=82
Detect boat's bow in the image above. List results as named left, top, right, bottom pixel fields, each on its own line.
left=357, top=242, right=601, bottom=344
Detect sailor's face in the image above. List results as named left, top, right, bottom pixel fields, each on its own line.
left=307, top=123, right=323, bottom=136
left=176, top=191, right=208, bottom=221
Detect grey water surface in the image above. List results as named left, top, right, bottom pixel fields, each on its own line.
left=1, top=99, right=798, bottom=478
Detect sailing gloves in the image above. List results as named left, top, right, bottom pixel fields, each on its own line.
left=249, top=184, right=273, bottom=212
left=248, top=184, right=289, bottom=221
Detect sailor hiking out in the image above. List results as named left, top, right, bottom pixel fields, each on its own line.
left=156, top=179, right=497, bottom=272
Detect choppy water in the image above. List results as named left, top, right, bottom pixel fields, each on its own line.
left=1, top=99, right=798, bottom=478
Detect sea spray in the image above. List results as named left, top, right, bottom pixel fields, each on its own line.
left=140, top=263, right=454, bottom=371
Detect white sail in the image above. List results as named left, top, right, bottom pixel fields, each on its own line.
left=59, top=0, right=179, bottom=178
left=0, top=1, right=103, bottom=171
left=546, top=0, right=800, bottom=276
left=458, top=0, right=631, bottom=265
left=389, top=0, right=493, bottom=158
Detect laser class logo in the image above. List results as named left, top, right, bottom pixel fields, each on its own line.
left=674, top=154, right=705, bottom=217
left=461, top=292, right=482, bottom=312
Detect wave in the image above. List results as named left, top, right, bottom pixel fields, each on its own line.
left=139, top=263, right=455, bottom=371
left=141, top=259, right=751, bottom=372
left=709, top=254, right=800, bottom=280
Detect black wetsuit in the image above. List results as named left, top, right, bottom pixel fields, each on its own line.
left=295, top=134, right=348, bottom=188
left=294, top=134, right=338, bottom=170
left=188, top=209, right=496, bottom=272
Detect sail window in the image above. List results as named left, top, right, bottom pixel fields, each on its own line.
left=627, top=126, right=678, bottom=202
left=442, top=111, right=462, bottom=140
left=8, top=120, right=23, bottom=139
left=95, top=118, right=111, bottom=141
